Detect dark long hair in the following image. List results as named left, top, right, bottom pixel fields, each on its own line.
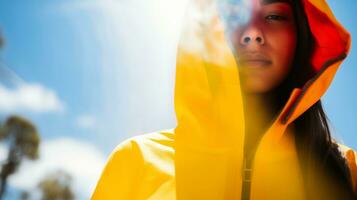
left=275, top=0, right=356, bottom=198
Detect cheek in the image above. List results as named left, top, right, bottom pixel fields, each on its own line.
left=230, top=29, right=242, bottom=51
left=268, top=29, right=297, bottom=83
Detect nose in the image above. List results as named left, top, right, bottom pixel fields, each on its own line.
left=239, top=25, right=265, bottom=46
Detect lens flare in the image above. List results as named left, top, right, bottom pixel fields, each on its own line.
left=217, top=0, right=253, bottom=35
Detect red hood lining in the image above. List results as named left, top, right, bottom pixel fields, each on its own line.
left=279, top=0, right=350, bottom=124
left=304, top=0, right=348, bottom=72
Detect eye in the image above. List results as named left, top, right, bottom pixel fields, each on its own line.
left=265, top=14, right=287, bottom=21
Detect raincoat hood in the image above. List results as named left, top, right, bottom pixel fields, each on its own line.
left=91, top=0, right=356, bottom=199
left=174, top=0, right=352, bottom=199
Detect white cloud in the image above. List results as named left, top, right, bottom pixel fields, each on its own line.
left=8, top=138, right=107, bottom=200
left=0, top=83, right=65, bottom=113
left=76, top=114, right=97, bottom=129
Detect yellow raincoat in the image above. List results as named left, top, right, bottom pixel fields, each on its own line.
left=92, top=0, right=357, bottom=199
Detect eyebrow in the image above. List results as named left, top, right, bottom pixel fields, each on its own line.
left=261, top=0, right=292, bottom=5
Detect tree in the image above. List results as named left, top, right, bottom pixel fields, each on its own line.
left=20, top=191, right=30, bottom=200
left=0, top=30, right=4, bottom=49
left=0, top=115, right=40, bottom=199
left=38, top=170, right=74, bottom=200
left=0, top=33, right=5, bottom=48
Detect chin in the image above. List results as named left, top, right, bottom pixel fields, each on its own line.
left=241, top=82, right=273, bottom=95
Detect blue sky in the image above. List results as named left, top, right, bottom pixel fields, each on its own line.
left=0, top=0, right=356, bottom=199
left=0, top=0, right=181, bottom=151
left=322, top=0, right=357, bottom=146
left=0, top=1, right=181, bottom=199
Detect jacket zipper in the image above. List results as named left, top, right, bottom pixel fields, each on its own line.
left=241, top=139, right=260, bottom=200
left=241, top=153, right=253, bottom=200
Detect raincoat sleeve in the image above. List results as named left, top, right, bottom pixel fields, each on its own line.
left=345, top=148, right=357, bottom=194
left=91, top=139, right=144, bottom=200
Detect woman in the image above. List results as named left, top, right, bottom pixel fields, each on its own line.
left=92, top=0, right=357, bottom=199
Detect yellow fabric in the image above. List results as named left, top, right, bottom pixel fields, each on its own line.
left=338, top=144, right=357, bottom=194
left=91, top=0, right=356, bottom=199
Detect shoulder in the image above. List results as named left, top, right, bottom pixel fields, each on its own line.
left=113, top=128, right=175, bottom=159
left=110, top=128, right=175, bottom=174
left=337, top=143, right=357, bottom=194
left=337, top=143, right=357, bottom=166
left=91, top=129, right=175, bottom=199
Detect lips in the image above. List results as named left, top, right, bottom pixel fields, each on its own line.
left=237, top=53, right=272, bottom=67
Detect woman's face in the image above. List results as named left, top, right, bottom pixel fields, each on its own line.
left=231, top=0, right=297, bottom=94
